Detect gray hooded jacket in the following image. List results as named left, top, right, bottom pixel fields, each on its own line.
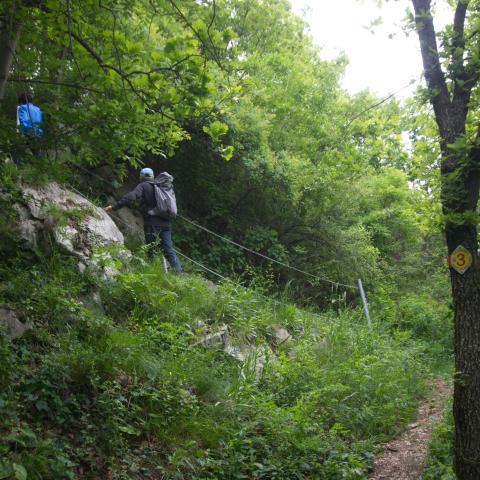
left=112, top=172, right=174, bottom=227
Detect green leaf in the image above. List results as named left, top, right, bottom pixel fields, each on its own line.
left=203, top=121, right=229, bottom=142
left=12, top=464, right=27, bottom=480
left=0, top=464, right=13, bottom=480
left=35, top=400, right=49, bottom=412
left=221, top=145, right=234, bottom=161
left=118, top=425, right=141, bottom=436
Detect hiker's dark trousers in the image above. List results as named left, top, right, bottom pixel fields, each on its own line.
left=144, top=225, right=183, bottom=273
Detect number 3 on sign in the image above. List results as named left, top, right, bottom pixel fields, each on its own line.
left=448, top=245, right=472, bottom=274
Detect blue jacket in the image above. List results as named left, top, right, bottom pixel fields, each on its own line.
left=17, top=103, right=43, bottom=136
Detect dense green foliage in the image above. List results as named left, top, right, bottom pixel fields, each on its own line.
left=1, top=0, right=448, bottom=303
left=0, top=0, right=456, bottom=478
left=0, top=249, right=448, bottom=479
left=1, top=0, right=236, bottom=167
left=421, top=402, right=455, bottom=480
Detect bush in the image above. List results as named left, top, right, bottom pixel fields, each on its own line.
left=0, top=250, right=451, bottom=479
left=421, top=402, right=455, bottom=480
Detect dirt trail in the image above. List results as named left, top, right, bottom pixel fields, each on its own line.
left=369, top=379, right=451, bottom=480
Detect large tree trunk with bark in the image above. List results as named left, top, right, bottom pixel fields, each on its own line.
left=0, top=10, right=22, bottom=102
left=412, top=0, right=480, bottom=478
left=443, top=148, right=480, bottom=478
left=449, top=223, right=480, bottom=479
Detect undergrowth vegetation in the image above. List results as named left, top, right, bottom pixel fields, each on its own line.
left=421, top=402, right=455, bottom=480
left=0, top=250, right=451, bottom=479
left=0, top=0, right=460, bottom=476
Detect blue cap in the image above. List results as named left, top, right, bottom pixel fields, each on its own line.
left=140, top=167, right=154, bottom=178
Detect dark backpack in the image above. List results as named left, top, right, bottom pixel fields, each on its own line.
left=147, top=172, right=177, bottom=219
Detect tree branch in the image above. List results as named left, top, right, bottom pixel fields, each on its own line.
left=69, top=30, right=154, bottom=108
left=206, top=0, right=217, bottom=50
left=9, top=77, right=102, bottom=93
left=451, top=0, right=474, bottom=114
left=69, top=31, right=108, bottom=74
left=412, top=0, right=451, bottom=135
left=451, top=0, right=468, bottom=78
left=66, top=0, right=84, bottom=80
left=167, top=0, right=227, bottom=73
left=124, top=54, right=202, bottom=78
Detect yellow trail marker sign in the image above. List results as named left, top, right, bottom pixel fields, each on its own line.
left=448, top=245, right=472, bottom=274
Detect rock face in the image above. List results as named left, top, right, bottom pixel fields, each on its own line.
left=0, top=308, right=32, bottom=340
left=78, top=290, right=105, bottom=316
left=272, top=327, right=292, bottom=346
left=196, top=324, right=273, bottom=378
left=15, top=182, right=129, bottom=278
left=106, top=196, right=144, bottom=246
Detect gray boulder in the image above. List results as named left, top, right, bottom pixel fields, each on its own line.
left=195, top=324, right=273, bottom=378
left=272, top=327, right=292, bottom=346
left=15, top=182, right=130, bottom=279
left=106, top=196, right=144, bottom=245
left=13, top=204, right=42, bottom=248
left=78, top=290, right=105, bottom=316
left=195, top=324, right=229, bottom=348
left=0, top=308, right=32, bottom=340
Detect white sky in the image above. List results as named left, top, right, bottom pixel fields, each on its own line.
left=289, top=0, right=453, bottom=98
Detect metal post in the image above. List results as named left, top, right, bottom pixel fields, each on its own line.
left=163, top=256, right=169, bottom=273
left=357, top=278, right=371, bottom=330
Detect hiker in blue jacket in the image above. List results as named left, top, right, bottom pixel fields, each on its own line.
left=15, top=92, right=44, bottom=162
left=105, top=168, right=183, bottom=272
left=17, top=92, right=44, bottom=137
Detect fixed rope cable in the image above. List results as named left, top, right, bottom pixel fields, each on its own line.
left=65, top=185, right=325, bottom=313
left=71, top=164, right=357, bottom=289
left=178, top=214, right=357, bottom=290
left=52, top=186, right=319, bottom=316
left=7, top=61, right=399, bottom=291
left=174, top=247, right=325, bottom=319
left=173, top=248, right=228, bottom=281
left=343, top=77, right=420, bottom=128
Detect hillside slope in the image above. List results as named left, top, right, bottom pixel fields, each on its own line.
left=1, top=247, right=443, bottom=479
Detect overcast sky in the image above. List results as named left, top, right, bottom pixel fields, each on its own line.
left=289, top=0, right=453, bottom=98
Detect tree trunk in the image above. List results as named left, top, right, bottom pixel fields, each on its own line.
left=0, top=20, right=22, bottom=102
left=443, top=148, right=480, bottom=479
left=450, top=225, right=480, bottom=479
left=411, top=1, right=480, bottom=476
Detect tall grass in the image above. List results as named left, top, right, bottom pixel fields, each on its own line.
left=0, top=252, right=451, bottom=479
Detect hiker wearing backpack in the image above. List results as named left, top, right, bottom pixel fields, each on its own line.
left=104, top=168, right=183, bottom=272
left=17, top=92, right=44, bottom=137
left=14, top=92, right=44, bottom=163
